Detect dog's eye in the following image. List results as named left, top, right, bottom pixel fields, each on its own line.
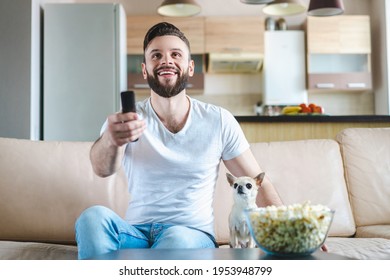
left=233, top=183, right=238, bottom=189
left=246, top=183, right=252, bottom=189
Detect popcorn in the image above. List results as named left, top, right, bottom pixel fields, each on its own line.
left=246, top=202, right=334, bottom=255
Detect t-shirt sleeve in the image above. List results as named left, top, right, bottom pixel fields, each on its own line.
left=220, top=108, right=250, bottom=161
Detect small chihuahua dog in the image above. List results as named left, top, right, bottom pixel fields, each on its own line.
left=226, top=172, right=265, bottom=248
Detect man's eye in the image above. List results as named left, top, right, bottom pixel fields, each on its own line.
left=233, top=183, right=238, bottom=189
left=246, top=183, right=252, bottom=189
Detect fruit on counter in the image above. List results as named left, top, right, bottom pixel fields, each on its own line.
left=282, top=103, right=324, bottom=115
left=300, top=103, right=312, bottom=113
left=308, top=103, right=324, bottom=113
left=281, top=106, right=301, bottom=115
left=313, top=106, right=325, bottom=114
left=300, top=103, right=325, bottom=114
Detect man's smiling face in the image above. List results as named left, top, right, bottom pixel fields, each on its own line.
left=142, top=35, right=194, bottom=98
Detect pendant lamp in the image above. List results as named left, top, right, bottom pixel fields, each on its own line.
left=307, top=0, right=344, bottom=16
left=262, top=0, right=306, bottom=16
left=157, top=0, right=201, bottom=17
left=240, top=0, right=274, bottom=4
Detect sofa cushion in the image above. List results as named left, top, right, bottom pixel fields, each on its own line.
left=250, top=140, right=356, bottom=237
left=0, top=137, right=129, bottom=245
left=213, top=139, right=356, bottom=244
left=0, top=241, right=77, bottom=260
left=326, top=237, right=390, bottom=260
left=336, top=128, right=390, bottom=227
left=213, top=162, right=233, bottom=244
left=356, top=225, right=390, bottom=239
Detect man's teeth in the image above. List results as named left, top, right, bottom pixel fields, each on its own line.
left=159, top=70, right=176, bottom=75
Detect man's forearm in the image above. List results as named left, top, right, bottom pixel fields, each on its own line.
left=257, top=180, right=284, bottom=207
left=90, top=133, right=125, bottom=177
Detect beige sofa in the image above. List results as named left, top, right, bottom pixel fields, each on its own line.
left=1, top=127, right=390, bottom=260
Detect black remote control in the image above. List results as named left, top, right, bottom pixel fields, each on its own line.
left=121, top=91, right=136, bottom=113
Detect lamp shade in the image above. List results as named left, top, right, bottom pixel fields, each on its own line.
left=263, top=0, right=306, bottom=16
left=157, top=0, right=201, bottom=17
left=240, top=0, right=274, bottom=4
left=308, top=0, right=344, bottom=16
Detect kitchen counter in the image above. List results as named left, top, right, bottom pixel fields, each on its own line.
left=235, top=115, right=390, bottom=142
left=235, top=115, right=390, bottom=123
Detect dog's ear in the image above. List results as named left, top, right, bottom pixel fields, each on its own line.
left=226, top=173, right=236, bottom=186
left=255, top=172, right=265, bottom=187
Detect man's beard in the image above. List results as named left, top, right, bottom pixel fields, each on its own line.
left=146, top=66, right=189, bottom=98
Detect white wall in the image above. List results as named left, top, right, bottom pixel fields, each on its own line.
left=386, top=0, right=390, bottom=114
left=372, top=0, right=390, bottom=114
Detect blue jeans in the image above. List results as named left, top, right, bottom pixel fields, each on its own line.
left=75, top=205, right=217, bottom=259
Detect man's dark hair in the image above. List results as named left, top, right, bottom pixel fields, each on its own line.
left=143, top=22, right=191, bottom=54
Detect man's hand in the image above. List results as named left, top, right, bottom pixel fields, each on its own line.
left=106, top=112, right=146, bottom=146
left=90, top=112, right=146, bottom=177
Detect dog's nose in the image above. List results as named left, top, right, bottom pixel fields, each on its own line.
left=238, top=185, right=243, bottom=193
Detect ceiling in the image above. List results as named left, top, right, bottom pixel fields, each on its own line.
left=43, top=0, right=365, bottom=29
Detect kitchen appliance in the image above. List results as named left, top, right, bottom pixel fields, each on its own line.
left=43, top=3, right=127, bottom=141
left=207, top=52, right=263, bottom=73
left=0, top=0, right=41, bottom=140
left=263, top=30, right=307, bottom=106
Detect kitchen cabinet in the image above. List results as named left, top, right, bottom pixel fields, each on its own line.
left=204, top=16, right=264, bottom=53
left=307, top=15, right=370, bottom=54
left=127, top=16, right=205, bottom=54
left=306, top=15, right=372, bottom=91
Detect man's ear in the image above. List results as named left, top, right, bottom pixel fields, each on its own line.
left=188, top=59, right=195, bottom=77
left=141, top=63, right=147, bottom=79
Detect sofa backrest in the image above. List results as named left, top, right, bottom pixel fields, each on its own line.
left=213, top=139, right=356, bottom=245
left=0, top=136, right=361, bottom=246
left=336, top=128, right=390, bottom=227
left=0, top=137, right=129, bottom=245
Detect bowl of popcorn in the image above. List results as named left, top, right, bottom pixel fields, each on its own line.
left=245, top=202, right=334, bottom=256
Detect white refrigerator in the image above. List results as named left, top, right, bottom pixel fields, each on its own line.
left=43, top=3, right=127, bottom=141
left=263, top=31, right=307, bottom=106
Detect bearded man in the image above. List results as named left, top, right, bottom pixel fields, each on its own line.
left=75, top=22, right=282, bottom=260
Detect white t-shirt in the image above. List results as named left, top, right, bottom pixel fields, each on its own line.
left=102, top=97, right=249, bottom=237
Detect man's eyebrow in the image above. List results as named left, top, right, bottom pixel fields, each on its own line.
left=149, top=48, right=184, bottom=54
left=170, top=48, right=184, bottom=52
left=148, top=48, right=161, bottom=54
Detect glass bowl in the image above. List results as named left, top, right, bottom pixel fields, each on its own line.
left=245, top=203, right=334, bottom=257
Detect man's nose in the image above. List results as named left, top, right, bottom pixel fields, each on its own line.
left=161, top=54, right=173, bottom=65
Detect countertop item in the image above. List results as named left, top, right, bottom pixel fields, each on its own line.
left=276, top=18, right=287, bottom=30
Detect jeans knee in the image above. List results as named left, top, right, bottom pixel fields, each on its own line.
left=154, top=226, right=215, bottom=249
left=75, top=205, right=111, bottom=231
